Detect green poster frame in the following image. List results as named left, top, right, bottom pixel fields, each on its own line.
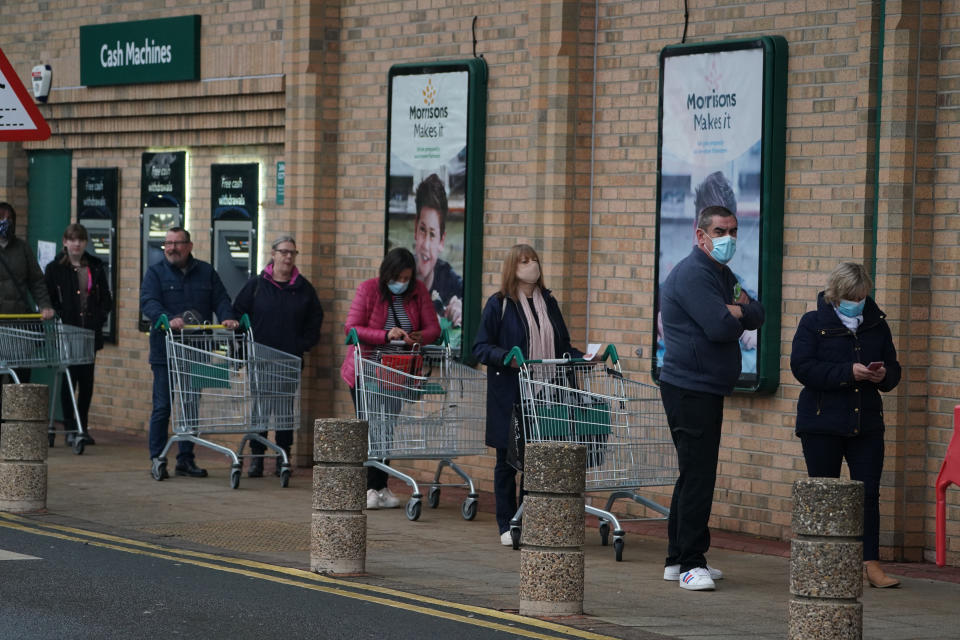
left=385, top=59, right=488, bottom=362
left=653, top=36, right=787, bottom=394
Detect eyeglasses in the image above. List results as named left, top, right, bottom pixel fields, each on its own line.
left=273, top=249, right=299, bottom=257
left=162, top=241, right=190, bottom=249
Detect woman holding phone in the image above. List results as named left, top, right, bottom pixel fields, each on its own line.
left=790, top=262, right=902, bottom=588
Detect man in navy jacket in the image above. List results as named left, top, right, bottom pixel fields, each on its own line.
left=140, top=227, right=238, bottom=479
left=658, top=205, right=765, bottom=591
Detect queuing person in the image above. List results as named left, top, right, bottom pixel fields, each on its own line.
left=340, top=247, right=441, bottom=509
left=413, top=174, right=463, bottom=327
left=790, top=262, right=902, bottom=588
left=658, top=205, right=765, bottom=590
left=0, top=202, right=55, bottom=385
left=140, top=227, right=238, bottom=479
left=233, top=235, right=323, bottom=477
left=472, top=244, right=582, bottom=546
left=44, top=223, right=113, bottom=446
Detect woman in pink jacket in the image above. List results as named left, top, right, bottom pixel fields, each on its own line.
left=341, top=247, right=441, bottom=509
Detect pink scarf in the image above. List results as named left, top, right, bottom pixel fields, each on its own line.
left=517, top=287, right=555, bottom=360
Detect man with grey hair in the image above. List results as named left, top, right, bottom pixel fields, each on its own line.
left=657, top=205, right=765, bottom=591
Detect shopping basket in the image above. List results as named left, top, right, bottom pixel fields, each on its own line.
left=150, top=314, right=302, bottom=489
left=505, top=344, right=677, bottom=561
left=347, top=327, right=486, bottom=521
left=0, top=314, right=95, bottom=455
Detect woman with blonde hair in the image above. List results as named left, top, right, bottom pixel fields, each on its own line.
left=472, top=244, right=582, bottom=545
left=790, top=262, right=902, bottom=588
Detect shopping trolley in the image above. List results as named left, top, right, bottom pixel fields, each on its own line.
left=0, top=314, right=95, bottom=455
left=505, top=344, right=677, bottom=561
left=347, top=328, right=486, bottom=521
left=150, top=314, right=302, bottom=489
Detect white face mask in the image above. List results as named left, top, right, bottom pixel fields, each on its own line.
left=516, top=261, right=540, bottom=284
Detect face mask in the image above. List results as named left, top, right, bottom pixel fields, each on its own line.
left=516, top=261, right=540, bottom=284
left=387, top=280, right=408, bottom=295
left=708, top=234, right=736, bottom=264
left=836, top=299, right=865, bottom=318
left=0, top=219, right=11, bottom=240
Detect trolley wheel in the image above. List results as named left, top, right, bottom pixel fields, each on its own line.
left=48, top=433, right=55, bottom=447
left=510, top=526, right=521, bottom=550
left=599, top=521, right=610, bottom=546
left=461, top=498, right=478, bottom=521
left=230, top=467, right=241, bottom=490
left=151, top=458, right=167, bottom=482
left=405, top=498, right=422, bottom=521
left=72, top=438, right=85, bottom=455
left=280, top=469, right=290, bottom=488
left=614, top=538, right=624, bottom=562
left=427, top=486, right=441, bottom=509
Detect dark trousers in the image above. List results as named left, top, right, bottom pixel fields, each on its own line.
left=348, top=385, right=389, bottom=491
left=660, top=380, right=724, bottom=572
left=60, top=363, right=95, bottom=434
left=149, top=364, right=195, bottom=464
left=494, top=448, right=525, bottom=534
left=800, top=429, right=884, bottom=561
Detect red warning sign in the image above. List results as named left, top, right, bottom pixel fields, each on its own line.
left=0, top=47, right=51, bottom=142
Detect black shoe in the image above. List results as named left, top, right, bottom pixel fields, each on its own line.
left=80, top=434, right=95, bottom=445
left=174, top=461, right=208, bottom=478
left=247, top=457, right=264, bottom=478
left=151, top=457, right=170, bottom=480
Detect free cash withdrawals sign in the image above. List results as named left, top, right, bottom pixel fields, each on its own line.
left=0, top=47, right=50, bottom=141
left=79, top=16, right=200, bottom=87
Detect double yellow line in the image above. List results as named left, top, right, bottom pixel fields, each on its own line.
left=0, top=513, right=619, bottom=640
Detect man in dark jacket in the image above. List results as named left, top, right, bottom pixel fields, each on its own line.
left=140, top=227, right=238, bottom=479
left=658, top=205, right=765, bottom=591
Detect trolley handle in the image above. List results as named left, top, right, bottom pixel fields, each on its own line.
left=0, top=313, right=45, bottom=320
left=153, top=313, right=249, bottom=332
left=504, top=346, right=616, bottom=367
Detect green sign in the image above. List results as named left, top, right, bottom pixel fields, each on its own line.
left=276, top=161, right=285, bottom=205
left=80, top=16, right=201, bottom=87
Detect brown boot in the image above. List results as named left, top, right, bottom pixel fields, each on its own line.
left=864, top=560, right=900, bottom=588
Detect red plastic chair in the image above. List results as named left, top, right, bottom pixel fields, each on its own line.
left=936, top=406, right=960, bottom=566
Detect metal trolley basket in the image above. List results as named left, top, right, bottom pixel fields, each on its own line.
left=348, top=328, right=486, bottom=522
left=0, top=315, right=95, bottom=455
left=150, top=314, right=302, bottom=489
left=506, top=345, right=677, bottom=561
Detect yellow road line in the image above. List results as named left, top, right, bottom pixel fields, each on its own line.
left=0, top=514, right=618, bottom=640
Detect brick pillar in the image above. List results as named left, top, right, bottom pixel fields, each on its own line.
left=789, top=478, right=864, bottom=640
left=519, top=441, right=586, bottom=617
left=311, top=417, right=367, bottom=575
left=0, top=385, right=49, bottom=512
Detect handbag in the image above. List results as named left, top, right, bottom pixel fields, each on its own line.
left=506, top=402, right=525, bottom=472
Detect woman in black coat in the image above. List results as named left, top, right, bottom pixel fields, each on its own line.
left=790, top=262, right=901, bottom=588
left=44, top=223, right=113, bottom=446
left=472, top=244, right=581, bottom=546
left=233, top=235, right=323, bottom=477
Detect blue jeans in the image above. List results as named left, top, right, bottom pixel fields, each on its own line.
left=149, top=364, right=195, bottom=464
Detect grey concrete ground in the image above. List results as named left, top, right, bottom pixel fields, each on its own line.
left=20, top=433, right=960, bottom=639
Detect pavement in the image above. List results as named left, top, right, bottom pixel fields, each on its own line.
left=12, top=431, right=960, bottom=640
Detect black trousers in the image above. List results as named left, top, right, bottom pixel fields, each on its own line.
left=349, top=385, right=390, bottom=491
left=60, top=363, right=95, bottom=434
left=800, top=429, right=885, bottom=561
left=660, top=380, right=724, bottom=572
left=494, top=447, right=525, bottom=534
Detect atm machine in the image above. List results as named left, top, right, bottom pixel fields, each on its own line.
left=139, top=195, right=182, bottom=330
left=211, top=163, right=259, bottom=301
left=77, top=167, right=118, bottom=343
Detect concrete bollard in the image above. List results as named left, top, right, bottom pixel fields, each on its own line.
left=519, top=441, right=586, bottom=617
left=789, top=478, right=864, bottom=640
left=310, top=418, right=368, bottom=575
left=0, top=384, right=50, bottom=512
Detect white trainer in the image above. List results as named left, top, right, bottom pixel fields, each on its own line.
left=378, top=487, right=401, bottom=509
left=679, top=567, right=716, bottom=591
left=664, top=564, right=723, bottom=581
left=500, top=531, right=513, bottom=546
left=366, top=488, right=381, bottom=510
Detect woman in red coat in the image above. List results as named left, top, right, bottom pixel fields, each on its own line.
left=340, top=247, right=441, bottom=509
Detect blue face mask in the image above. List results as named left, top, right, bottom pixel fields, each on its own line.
left=836, top=299, right=865, bottom=318
left=0, top=218, right=11, bottom=240
left=709, top=234, right=736, bottom=264
left=387, top=280, right=408, bottom=295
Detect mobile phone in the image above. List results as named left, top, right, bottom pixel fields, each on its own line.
left=867, top=361, right=883, bottom=371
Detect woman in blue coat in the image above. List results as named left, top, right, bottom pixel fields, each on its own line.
left=790, top=262, right=901, bottom=588
left=472, top=244, right=581, bottom=545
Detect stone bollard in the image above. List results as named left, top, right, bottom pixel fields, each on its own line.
left=519, top=441, right=586, bottom=617
left=311, top=418, right=368, bottom=575
left=0, top=384, right=50, bottom=512
left=789, top=478, right=864, bottom=640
